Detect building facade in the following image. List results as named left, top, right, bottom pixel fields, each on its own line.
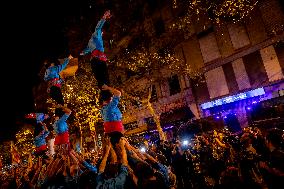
left=108, top=0, right=284, bottom=135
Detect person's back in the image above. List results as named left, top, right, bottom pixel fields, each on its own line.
left=101, top=95, right=122, bottom=125
left=43, top=55, right=73, bottom=105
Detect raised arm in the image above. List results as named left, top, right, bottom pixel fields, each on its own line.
left=57, top=104, right=72, bottom=115
left=96, top=10, right=111, bottom=32
left=98, top=138, right=111, bottom=173
left=80, top=10, right=111, bottom=56
left=102, top=85, right=121, bottom=97
left=110, top=145, right=118, bottom=164
left=57, top=54, right=73, bottom=72
left=119, top=139, right=128, bottom=166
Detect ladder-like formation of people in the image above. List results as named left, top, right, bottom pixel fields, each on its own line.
left=20, top=10, right=174, bottom=189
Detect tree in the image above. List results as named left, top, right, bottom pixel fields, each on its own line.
left=61, top=60, right=101, bottom=153
left=15, top=127, right=34, bottom=158
left=143, top=86, right=167, bottom=141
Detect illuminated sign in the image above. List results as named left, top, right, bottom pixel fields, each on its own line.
left=201, top=87, right=265, bottom=109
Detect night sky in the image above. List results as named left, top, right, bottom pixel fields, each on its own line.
left=1, top=1, right=75, bottom=142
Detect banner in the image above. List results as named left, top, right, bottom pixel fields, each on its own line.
left=59, top=58, right=79, bottom=79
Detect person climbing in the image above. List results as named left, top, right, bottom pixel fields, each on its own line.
left=44, top=54, right=74, bottom=105
left=100, top=85, right=125, bottom=146
left=80, top=10, right=111, bottom=89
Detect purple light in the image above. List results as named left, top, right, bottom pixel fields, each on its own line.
left=224, top=116, right=227, bottom=119
left=252, top=101, right=257, bottom=104
left=201, top=87, right=265, bottom=109
left=149, top=125, right=174, bottom=133
left=215, top=116, right=220, bottom=119
left=246, top=106, right=251, bottom=110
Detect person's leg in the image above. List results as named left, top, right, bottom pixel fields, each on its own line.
left=91, top=58, right=110, bottom=89
left=108, top=131, right=124, bottom=146
left=48, top=138, right=55, bottom=156
left=49, top=86, right=64, bottom=105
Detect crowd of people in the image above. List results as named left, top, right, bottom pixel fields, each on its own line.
left=0, top=125, right=283, bottom=189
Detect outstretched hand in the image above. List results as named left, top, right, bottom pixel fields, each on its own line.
left=101, top=84, right=109, bottom=91
left=68, top=54, right=74, bottom=59
left=103, top=10, right=111, bottom=19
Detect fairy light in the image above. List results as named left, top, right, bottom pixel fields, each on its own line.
left=172, top=0, right=259, bottom=25
left=172, top=0, right=177, bottom=8
left=61, top=62, right=102, bottom=133
left=111, top=46, right=200, bottom=78
left=15, top=128, right=34, bottom=156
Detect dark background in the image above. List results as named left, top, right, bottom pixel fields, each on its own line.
left=1, top=1, right=77, bottom=142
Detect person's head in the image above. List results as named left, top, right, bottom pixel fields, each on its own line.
left=100, top=90, right=113, bottom=103
left=54, top=108, right=65, bottom=118
left=103, top=162, right=119, bottom=179
left=34, top=123, right=44, bottom=138
left=266, top=128, right=283, bottom=149
left=45, top=58, right=60, bottom=68
left=175, top=140, right=181, bottom=147
left=135, top=161, right=154, bottom=180
left=138, top=171, right=167, bottom=189
left=44, top=114, right=50, bottom=120
left=240, top=132, right=253, bottom=146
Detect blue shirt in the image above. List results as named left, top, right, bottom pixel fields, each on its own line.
left=82, top=19, right=106, bottom=55
left=26, top=113, right=47, bottom=123
left=82, top=161, right=97, bottom=173
left=96, top=165, right=128, bottom=189
left=44, top=58, right=70, bottom=81
left=34, top=131, right=50, bottom=147
left=153, top=163, right=170, bottom=188
left=35, top=113, right=45, bottom=123
left=53, top=113, right=70, bottom=134
left=101, top=96, right=122, bottom=122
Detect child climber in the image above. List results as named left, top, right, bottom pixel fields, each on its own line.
left=44, top=54, right=74, bottom=105
left=34, top=122, right=50, bottom=158
left=80, top=10, right=111, bottom=89
left=25, top=112, right=50, bottom=144
left=53, top=105, right=72, bottom=154
left=100, top=85, right=124, bottom=145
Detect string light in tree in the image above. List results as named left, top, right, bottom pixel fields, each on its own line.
left=172, top=0, right=259, bottom=24
left=15, top=128, right=34, bottom=157
left=59, top=61, right=102, bottom=145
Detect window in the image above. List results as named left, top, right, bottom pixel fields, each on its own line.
left=205, top=67, right=229, bottom=98
left=168, top=75, right=181, bottom=96
left=260, top=45, right=284, bottom=82
left=198, top=30, right=221, bottom=63
left=227, top=23, right=250, bottom=49
left=154, top=19, right=165, bottom=36
left=144, top=117, right=156, bottom=130
left=124, top=121, right=139, bottom=130
left=117, top=76, right=122, bottom=85
left=150, top=85, right=158, bottom=102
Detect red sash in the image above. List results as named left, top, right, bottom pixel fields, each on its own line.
left=104, top=121, right=124, bottom=133
left=91, top=50, right=107, bottom=61
left=35, top=145, right=47, bottom=153
left=54, top=131, right=70, bottom=145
